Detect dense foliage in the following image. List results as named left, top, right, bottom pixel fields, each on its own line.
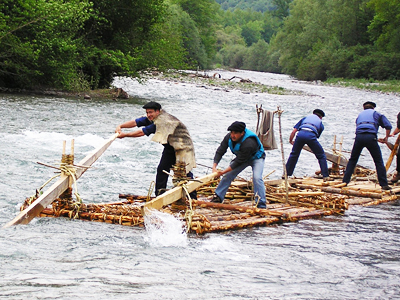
left=214, top=0, right=289, bottom=72
left=0, top=0, right=218, bottom=90
left=216, top=0, right=275, bottom=12
left=216, top=0, right=400, bottom=81
left=267, top=0, right=400, bottom=81
left=1, top=0, right=399, bottom=90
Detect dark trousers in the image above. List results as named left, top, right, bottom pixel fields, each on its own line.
left=286, top=130, right=329, bottom=177
left=156, top=144, right=197, bottom=199
left=343, top=133, right=388, bottom=186
left=397, top=146, right=400, bottom=172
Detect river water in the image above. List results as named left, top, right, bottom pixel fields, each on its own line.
left=1, top=70, right=399, bottom=299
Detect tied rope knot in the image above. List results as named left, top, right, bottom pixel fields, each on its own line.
left=59, top=162, right=83, bottom=219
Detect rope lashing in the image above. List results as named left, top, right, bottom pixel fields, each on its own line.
left=23, top=173, right=62, bottom=209
left=275, top=106, right=289, bottom=203
left=147, top=181, right=155, bottom=201
left=182, top=183, right=194, bottom=233
left=59, top=159, right=84, bottom=219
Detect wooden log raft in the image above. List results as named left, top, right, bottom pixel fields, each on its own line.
left=3, top=133, right=119, bottom=228
left=193, top=200, right=287, bottom=217
left=40, top=207, right=144, bottom=226
left=295, top=183, right=384, bottom=199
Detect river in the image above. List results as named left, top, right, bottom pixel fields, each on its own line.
left=1, top=70, right=399, bottom=299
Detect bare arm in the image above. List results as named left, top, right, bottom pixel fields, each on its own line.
left=390, top=127, right=400, bottom=137
left=118, top=129, right=145, bottom=138
left=115, top=119, right=145, bottom=139
left=115, top=120, right=137, bottom=134
left=289, top=128, right=298, bottom=145
left=384, top=128, right=391, bottom=141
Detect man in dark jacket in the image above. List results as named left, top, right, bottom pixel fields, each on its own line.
left=115, top=101, right=196, bottom=197
left=342, top=101, right=392, bottom=190
left=211, top=121, right=267, bottom=209
left=285, top=109, right=331, bottom=181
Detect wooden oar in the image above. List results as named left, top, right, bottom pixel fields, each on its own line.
left=303, top=145, right=349, bottom=167
left=385, top=134, right=400, bottom=171
left=2, top=133, right=119, bottom=228
left=141, top=172, right=218, bottom=214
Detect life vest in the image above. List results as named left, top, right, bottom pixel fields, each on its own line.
left=228, top=129, right=264, bottom=160
left=299, top=114, right=322, bottom=135
left=356, top=109, right=377, bottom=133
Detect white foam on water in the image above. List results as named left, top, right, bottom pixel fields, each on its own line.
left=199, top=235, right=251, bottom=261
left=143, top=209, right=188, bottom=248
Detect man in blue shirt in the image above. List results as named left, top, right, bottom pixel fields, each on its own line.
left=115, top=101, right=196, bottom=197
left=285, top=109, right=331, bottom=181
left=342, top=101, right=392, bottom=190
left=211, top=121, right=267, bottom=209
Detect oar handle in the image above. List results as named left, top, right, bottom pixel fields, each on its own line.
left=386, top=134, right=400, bottom=171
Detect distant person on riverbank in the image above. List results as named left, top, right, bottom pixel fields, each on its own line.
left=115, top=101, right=196, bottom=198
left=211, top=121, right=267, bottom=209
left=342, top=101, right=392, bottom=190
left=285, top=109, right=332, bottom=181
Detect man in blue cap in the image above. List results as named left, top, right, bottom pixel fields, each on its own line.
left=211, top=121, right=267, bottom=209
left=285, top=109, right=331, bottom=181
left=115, top=101, right=197, bottom=197
left=342, top=101, right=392, bottom=190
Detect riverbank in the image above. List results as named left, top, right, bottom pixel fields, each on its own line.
left=1, top=70, right=399, bottom=100
left=0, top=86, right=129, bottom=100
left=0, top=69, right=307, bottom=99
left=323, top=78, right=400, bottom=95
left=140, top=69, right=307, bottom=96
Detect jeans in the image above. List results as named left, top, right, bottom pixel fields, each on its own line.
left=343, top=133, right=388, bottom=186
left=214, top=157, right=266, bottom=208
left=156, top=144, right=196, bottom=198
left=286, top=130, right=329, bottom=177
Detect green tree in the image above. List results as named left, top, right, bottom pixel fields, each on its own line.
left=268, top=0, right=376, bottom=80
left=81, top=0, right=167, bottom=88
left=241, top=20, right=263, bottom=46
left=271, top=0, right=292, bottom=20
left=0, top=0, right=93, bottom=89
left=368, top=0, right=400, bottom=53
left=243, top=39, right=270, bottom=71
left=170, top=0, right=219, bottom=68
left=0, top=0, right=172, bottom=90
left=216, top=0, right=275, bottom=13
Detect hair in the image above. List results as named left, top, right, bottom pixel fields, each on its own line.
left=313, top=109, right=325, bottom=118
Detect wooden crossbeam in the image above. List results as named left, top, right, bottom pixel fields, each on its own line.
left=141, top=172, right=218, bottom=214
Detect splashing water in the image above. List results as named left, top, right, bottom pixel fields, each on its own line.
left=143, top=209, right=188, bottom=247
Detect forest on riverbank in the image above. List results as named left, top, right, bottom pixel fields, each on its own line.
left=1, top=0, right=399, bottom=91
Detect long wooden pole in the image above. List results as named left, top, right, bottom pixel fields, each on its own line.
left=3, top=133, right=119, bottom=228
left=276, top=106, right=289, bottom=203
left=385, top=134, right=400, bottom=171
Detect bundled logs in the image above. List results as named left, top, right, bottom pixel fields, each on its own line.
left=31, top=162, right=399, bottom=234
